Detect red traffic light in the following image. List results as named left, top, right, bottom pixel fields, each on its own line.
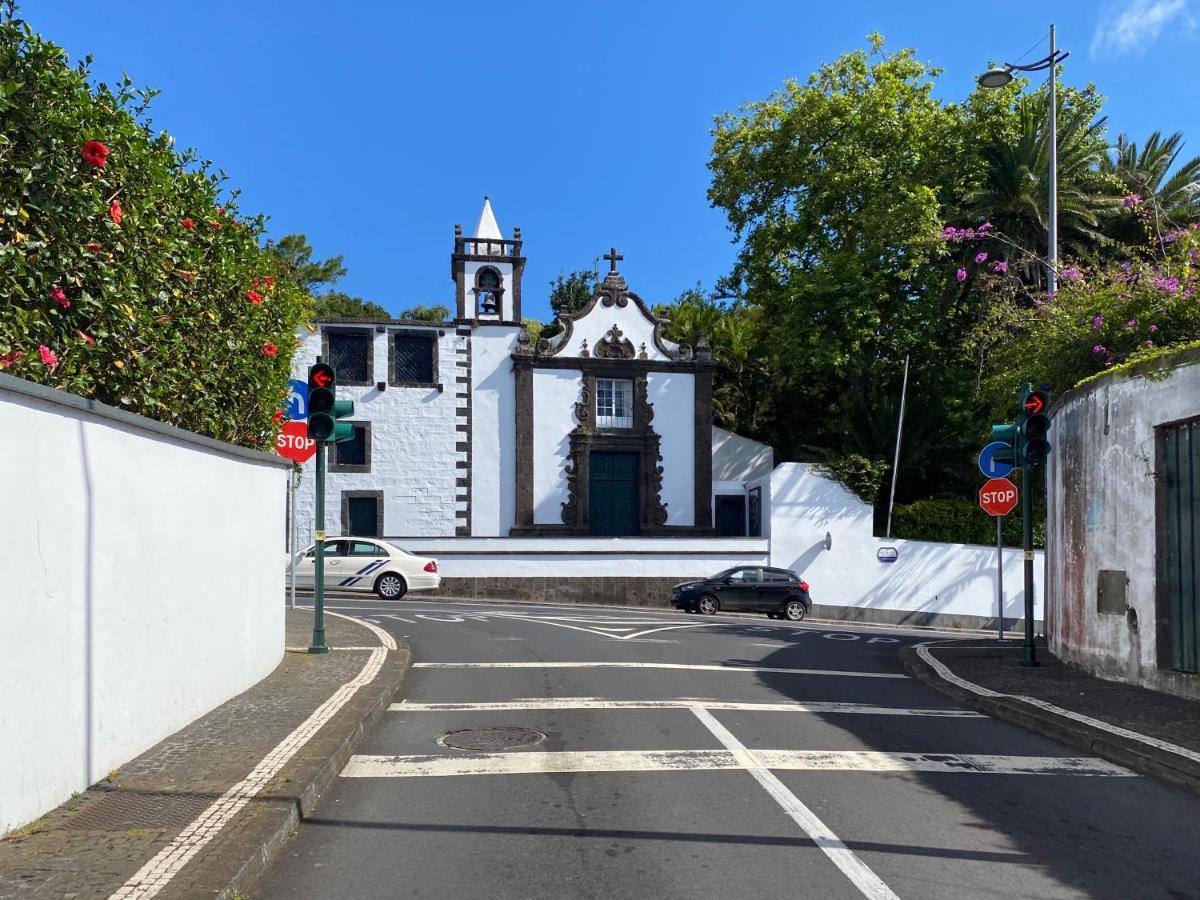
left=1023, top=392, right=1047, bottom=415
left=310, top=362, right=334, bottom=390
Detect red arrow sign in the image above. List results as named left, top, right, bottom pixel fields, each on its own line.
left=979, top=477, right=1019, bottom=517
left=275, top=420, right=316, bottom=463
left=1023, top=394, right=1045, bottom=415
left=311, top=369, right=332, bottom=389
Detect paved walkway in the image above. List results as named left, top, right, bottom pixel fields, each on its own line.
left=903, top=638, right=1200, bottom=796
left=0, top=610, right=409, bottom=900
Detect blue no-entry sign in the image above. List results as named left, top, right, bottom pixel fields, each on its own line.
left=284, top=379, right=309, bottom=421
left=978, top=441, right=1015, bottom=479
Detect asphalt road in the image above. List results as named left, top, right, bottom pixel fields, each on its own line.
left=259, top=598, right=1200, bottom=900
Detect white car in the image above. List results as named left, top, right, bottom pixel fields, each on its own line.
left=289, top=538, right=440, bottom=599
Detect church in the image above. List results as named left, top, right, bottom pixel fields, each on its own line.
left=290, top=199, right=774, bottom=563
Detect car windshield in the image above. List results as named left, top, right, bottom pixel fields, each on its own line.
left=711, top=568, right=738, bottom=580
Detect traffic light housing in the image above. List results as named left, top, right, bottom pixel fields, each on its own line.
left=990, top=423, right=1018, bottom=466
left=1017, top=385, right=1051, bottom=466
left=307, top=361, right=355, bottom=443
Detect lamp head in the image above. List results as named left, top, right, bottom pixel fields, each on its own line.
left=978, top=67, right=1014, bottom=89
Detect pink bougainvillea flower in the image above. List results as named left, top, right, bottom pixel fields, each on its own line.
left=76, top=329, right=96, bottom=345
left=81, top=141, right=110, bottom=168
left=86, top=241, right=102, bottom=252
left=974, top=252, right=988, bottom=264
left=1154, top=275, right=1179, bottom=293
left=262, top=341, right=278, bottom=358
left=992, top=260, right=1008, bottom=274
left=182, top=218, right=195, bottom=230
left=247, top=290, right=263, bottom=304
left=50, top=286, right=70, bottom=309
left=977, top=222, right=993, bottom=233
left=1150, top=324, right=1159, bottom=333
left=1145, top=340, right=1154, bottom=347
left=0, top=350, right=23, bottom=369
left=1126, top=319, right=1137, bottom=328
left=1123, top=194, right=1143, bottom=208
left=942, top=226, right=957, bottom=240
left=109, top=200, right=123, bottom=225
left=1061, top=267, right=1083, bottom=282
left=1092, top=344, right=1106, bottom=355
left=1092, top=315, right=1104, bottom=330
left=38, top=345, right=58, bottom=369
left=955, top=268, right=967, bottom=283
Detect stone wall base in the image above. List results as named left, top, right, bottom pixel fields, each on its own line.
left=425, top=577, right=1041, bottom=632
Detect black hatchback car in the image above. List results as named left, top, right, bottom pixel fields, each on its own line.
left=671, top=566, right=811, bottom=621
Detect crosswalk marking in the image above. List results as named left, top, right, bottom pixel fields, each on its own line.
left=388, top=698, right=982, bottom=717
left=410, top=661, right=907, bottom=678
left=341, top=749, right=1134, bottom=779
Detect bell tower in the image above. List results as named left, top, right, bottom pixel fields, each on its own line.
left=451, top=196, right=525, bottom=324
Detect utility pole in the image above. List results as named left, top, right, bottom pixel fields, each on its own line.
left=885, top=355, right=910, bottom=539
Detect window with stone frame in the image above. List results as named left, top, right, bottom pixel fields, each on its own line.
left=393, top=333, right=436, bottom=385
left=596, top=377, right=634, bottom=428
left=326, top=330, right=371, bottom=384
left=331, top=423, right=370, bottom=473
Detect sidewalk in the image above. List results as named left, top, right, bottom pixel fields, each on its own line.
left=0, top=609, right=410, bottom=900
left=902, top=638, right=1200, bottom=797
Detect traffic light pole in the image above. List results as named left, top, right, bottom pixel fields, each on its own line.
left=309, top=440, right=328, bottom=654
left=1021, top=462, right=1038, bottom=666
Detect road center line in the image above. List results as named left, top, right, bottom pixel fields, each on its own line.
left=410, top=661, right=906, bottom=679
left=689, top=705, right=899, bottom=900
left=388, top=698, right=981, bottom=717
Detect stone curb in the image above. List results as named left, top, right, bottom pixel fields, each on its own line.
left=182, top=642, right=413, bottom=900
left=900, top=645, right=1200, bottom=799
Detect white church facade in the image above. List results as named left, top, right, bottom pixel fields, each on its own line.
left=290, top=199, right=773, bottom=557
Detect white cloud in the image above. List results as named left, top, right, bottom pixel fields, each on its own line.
left=1090, top=0, right=1195, bottom=59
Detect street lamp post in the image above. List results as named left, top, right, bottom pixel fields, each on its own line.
left=978, top=27, right=1068, bottom=666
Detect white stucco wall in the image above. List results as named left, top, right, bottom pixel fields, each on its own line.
left=713, top=426, right=774, bottom=482
left=0, top=375, right=286, bottom=835
left=531, top=369, right=582, bottom=525
left=293, top=324, right=460, bottom=543
left=649, top=372, right=695, bottom=526
left=471, top=327, right=520, bottom=535
left=1047, top=350, right=1200, bottom=698
left=769, top=463, right=1043, bottom=627
left=556, top=295, right=673, bottom=360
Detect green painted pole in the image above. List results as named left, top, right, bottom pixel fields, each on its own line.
left=1021, top=461, right=1039, bottom=666
left=309, top=438, right=328, bottom=654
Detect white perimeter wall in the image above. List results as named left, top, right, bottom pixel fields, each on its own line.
left=649, top=372, right=694, bottom=526
left=769, top=464, right=1043, bottom=625
left=532, top=369, right=581, bottom=525
left=0, top=376, right=286, bottom=835
left=471, top=327, right=520, bottom=535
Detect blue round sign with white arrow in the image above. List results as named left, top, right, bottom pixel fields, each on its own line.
left=283, top=379, right=308, bottom=421
left=978, top=441, right=1015, bottom=479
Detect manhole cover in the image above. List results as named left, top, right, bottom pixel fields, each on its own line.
left=63, top=790, right=213, bottom=831
left=439, top=727, right=546, bottom=751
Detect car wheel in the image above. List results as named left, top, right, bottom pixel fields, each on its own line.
left=783, top=600, right=807, bottom=622
left=375, top=573, right=408, bottom=600
left=698, top=595, right=720, bottom=616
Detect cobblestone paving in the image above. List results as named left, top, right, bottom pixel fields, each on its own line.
left=0, top=611, right=378, bottom=899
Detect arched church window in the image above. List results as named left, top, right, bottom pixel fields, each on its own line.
left=475, top=267, right=503, bottom=316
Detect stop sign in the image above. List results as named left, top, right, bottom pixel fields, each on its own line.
left=275, top=420, right=316, bottom=464
left=979, top=477, right=1018, bottom=517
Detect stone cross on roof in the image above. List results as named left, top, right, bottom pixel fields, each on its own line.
left=604, top=247, right=623, bottom=274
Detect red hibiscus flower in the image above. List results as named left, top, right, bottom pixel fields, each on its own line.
left=86, top=241, right=102, bottom=252
left=264, top=274, right=275, bottom=288
left=272, top=408, right=285, bottom=423
left=177, top=270, right=196, bottom=281
left=215, top=206, right=226, bottom=216
left=247, top=434, right=259, bottom=445
left=81, top=141, right=110, bottom=168
left=251, top=277, right=260, bottom=288
left=247, top=290, right=263, bottom=304
left=109, top=200, right=123, bottom=225
left=262, top=341, right=278, bottom=358
left=77, top=330, right=96, bottom=345
left=51, top=286, right=71, bottom=309
left=0, top=350, right=23, bottom=369
left=38, top=345, right=58, bottom=369
left=182, top=218, right=195, bottom=230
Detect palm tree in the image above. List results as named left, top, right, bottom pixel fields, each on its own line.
left=967, top=92, right=1116, bottom=281
left=1104, top=131, right=1200, bottom=231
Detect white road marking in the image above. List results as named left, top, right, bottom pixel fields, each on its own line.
left=341, top=749, right=1133, bottom=780
left=916, top=642, right=1200, bottom=765
left=411, top=661, right=906, bottom=679
left=326, top=610, right=397, bottom=650
left=110, top=613, right=392, bottom=900
left=381, top=614, right=417, bottom=624
left=387, top=697, right=983, bottom=717
left=416, top=614, right=465, bottom=623
left=690, top=705, right=899, bottom=900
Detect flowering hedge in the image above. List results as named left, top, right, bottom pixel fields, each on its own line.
left=0, top=16, right=311, bottom=446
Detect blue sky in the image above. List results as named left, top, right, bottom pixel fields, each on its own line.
left=25, top=1, right=1200, bottom=321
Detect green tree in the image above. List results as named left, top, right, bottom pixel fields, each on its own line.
left=398, top=303, right=451, bottom=322
left=0, top=13, right=309, bottom=447
left=542, top=267, right=599, bottom=338
left=265, top=233, right=347, bottom=293
left=1103, top=131, right=1200, bottom=238
left=315, top=292, right=389, bottom=319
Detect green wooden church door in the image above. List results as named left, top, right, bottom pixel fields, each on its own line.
left=590, top=451, right=639, bottom=536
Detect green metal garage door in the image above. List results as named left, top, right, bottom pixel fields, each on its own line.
left=1163, top=420, right=1200, bottom=672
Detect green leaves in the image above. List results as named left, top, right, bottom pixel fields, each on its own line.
left=0, top=14, right=312, bottom=447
